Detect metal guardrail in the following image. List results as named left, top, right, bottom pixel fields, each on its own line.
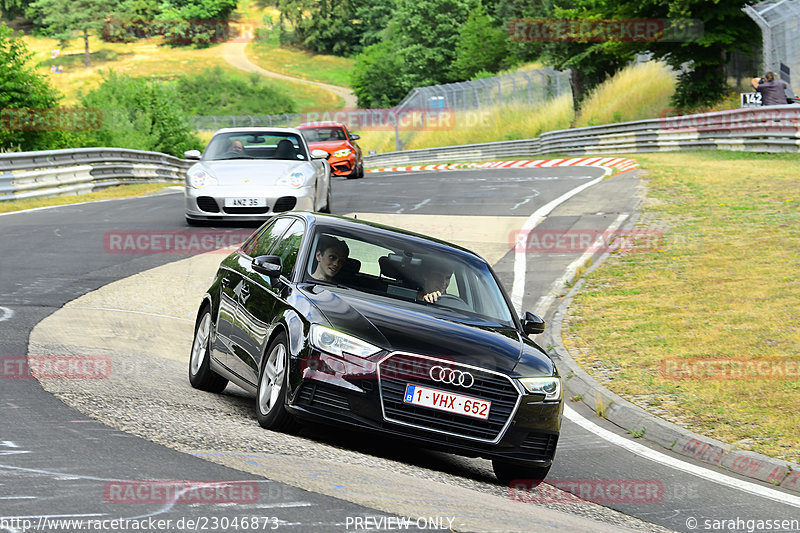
left=2, top=106, right=798, bottom=201
left=0, top=148, right=192, bottom=201
left=363, top=105, right=800, bottom=167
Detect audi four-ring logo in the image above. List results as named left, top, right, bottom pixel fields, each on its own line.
left=429, top=365, right=475, bottom=388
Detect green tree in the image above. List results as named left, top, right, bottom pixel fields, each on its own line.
left=275, top=0, right=366, bottom=55
left=610, top=0, right=760, bottom=109
left=80, top=71, right=202, bottom=156
left=0, top=22, right=66, bottom=151
left=1, top=0, right=33, bottom=19
left=452, top=4, right=512, bottom=79
left=350, top=40, right=408, bottom=107
left=499, top=0, right=633, bottom=110
left=355, top=0, right=394, bottom=49
left=29, top=0, right=115, bottom=66
left=391, top=0, right=479, bottom=88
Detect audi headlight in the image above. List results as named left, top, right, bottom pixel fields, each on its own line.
left=332, top=148, right=352, bottom=158
left=188, top=170, right=218, bottom=188
left=277, top=170, right=307, bottom=189
left=309, top=325, right=381, bottom=358
left=519, top=377, right=561, bottom=401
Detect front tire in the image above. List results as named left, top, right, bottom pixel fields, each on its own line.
left=346, top=161, right=364, bottom=179
left=492, top=459, right=551, bottom=486
left=189, top=309, right=228, bottom=392
left=256, top=332, right=296, bottom=431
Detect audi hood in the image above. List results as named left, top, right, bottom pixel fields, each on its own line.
left=300, top=286, right=555, bottom=376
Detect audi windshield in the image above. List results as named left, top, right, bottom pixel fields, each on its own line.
left=300, top=224, right=516, bottom=327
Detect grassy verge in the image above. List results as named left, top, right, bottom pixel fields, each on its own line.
left=246, top=27, right=354, bottom=88
left=0, top=183, right=176, bottom=214
left=23, top=26, right=341, bottom=111
left=562, top=151, right=800, bottom=462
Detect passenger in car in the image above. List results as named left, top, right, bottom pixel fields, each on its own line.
left=311, top=236, right=349, bottom=282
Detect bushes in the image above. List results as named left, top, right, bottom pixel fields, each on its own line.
left=79, top=71, right=202, bottom=157
left=74, top=67, right=298, bottom=156
left=175, top=66, right=296, bottom=116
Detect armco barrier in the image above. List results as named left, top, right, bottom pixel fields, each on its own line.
left=2, top=106, right=798, bottom=201
left=0, top=147, right=191, bottom=201
left=363, top=105, right=800, bottom=167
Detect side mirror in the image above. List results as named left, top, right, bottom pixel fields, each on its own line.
left=252, top=255, right=282, bottom=278
left=521, top=312, right=545, bottom=335
left=349, top=133, right=360, bottom=140
left=184, top=149, right=202, bottom=160
left=311, top=149, right=330, bottom=160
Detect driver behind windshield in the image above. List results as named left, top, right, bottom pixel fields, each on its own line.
left=311, top=235, right=349, bottom=282
left=416, top=263, right=454, bottom=303
left=227, top=139, right=245, bottom=154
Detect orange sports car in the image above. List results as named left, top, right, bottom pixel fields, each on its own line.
left=297, top=121, right=364, bottom=179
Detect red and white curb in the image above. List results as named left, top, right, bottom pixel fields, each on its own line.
left=366, top=157, right=639, bottom=175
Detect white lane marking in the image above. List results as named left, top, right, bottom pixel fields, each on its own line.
left=509, top=166, right=800, bottom=507
left=565, top=406, right=800, bottom=508
left=410, top=198, right=431, bottom=211
left=511, top=170, right=610, bottom=313
left=0, top=496, right=36, bottom=500
left=533, top=213, right=628, bottom=315
left=0, top=307, right=13, bottom=322
left=0, top=441, right=28, bottom=457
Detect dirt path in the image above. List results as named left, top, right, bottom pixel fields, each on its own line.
left=218, top=41, right=358, bottom=108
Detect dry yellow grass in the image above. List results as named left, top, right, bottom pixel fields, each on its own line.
left=357, top=95, right=575, bottom=155
left=22, top=20, right=341, bottom=111
left=575, top=61, right=676, bottom=127
left=563, top=151, right=800, bottom=461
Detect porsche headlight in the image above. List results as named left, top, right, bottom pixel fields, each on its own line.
left=188, top=170, right=217, bottom=188
left=332, top=148, right=352, bottom=158
left=310, top=325, right=381, bottom=358
left=519, top=377, right=562, bottom=401
left=277, top=170, right=307, bottom=189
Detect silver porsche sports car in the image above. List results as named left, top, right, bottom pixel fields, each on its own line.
left=184, top=128, right=332, bottom=225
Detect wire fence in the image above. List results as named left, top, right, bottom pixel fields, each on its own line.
left=191, top=68, right=572, bottom=134
left=744, top=0, right=800, bottom=86
left=393, top=68, right=571, bottom=113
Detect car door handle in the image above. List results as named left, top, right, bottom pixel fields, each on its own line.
left=221, top=276, right=230, bottom=288
left=239, top=285, right=250, bottom=297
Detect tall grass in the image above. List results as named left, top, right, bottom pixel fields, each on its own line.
left=575, top=61, right=676, bottom=127
left=358, top=61, right=678, bottom=155
left=356, top=94, right=575, bottom=155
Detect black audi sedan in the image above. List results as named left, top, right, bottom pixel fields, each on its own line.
left=189, top=212, right=563, bottom=483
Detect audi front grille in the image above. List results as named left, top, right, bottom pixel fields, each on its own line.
left=377, top=353, right=521, bottom=443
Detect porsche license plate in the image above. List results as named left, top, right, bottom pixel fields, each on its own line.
left=225, top=197, right=266, bottom=207
left=403, top=384, right=491, bottom=420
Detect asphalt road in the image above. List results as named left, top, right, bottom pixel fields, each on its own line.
left=1, top=168, right=798, bottom=532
